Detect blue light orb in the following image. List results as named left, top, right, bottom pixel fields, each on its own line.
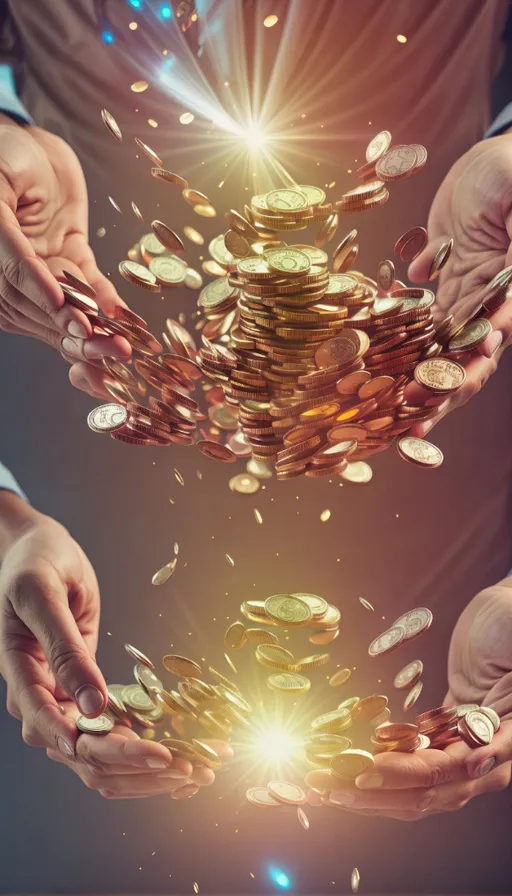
left=101, top=29, right=114, bottom=43
left=128, top=0, right=141, bottom=8
left=269, top=867, right=291, bottom=890
left=160, top=3, right=172, bottom=18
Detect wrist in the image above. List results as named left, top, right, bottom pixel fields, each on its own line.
left=0, top=491, right=42, bottom=560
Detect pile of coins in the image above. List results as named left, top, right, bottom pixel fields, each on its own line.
left=86, top=117, right=512, bottom=480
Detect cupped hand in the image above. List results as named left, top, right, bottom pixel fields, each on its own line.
left=405, top=133, right=512, bottom=436
left=0, top=119, right=130, bottom=396
left=306, top=578, right=512, bottom=820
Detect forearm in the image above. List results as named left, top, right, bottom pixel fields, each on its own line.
left=0, top=490, right=40, bottom=561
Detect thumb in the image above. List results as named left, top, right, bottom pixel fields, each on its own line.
left=407, top=234, right=451, bottom=284
left=10, top=567, right=107, bottom=717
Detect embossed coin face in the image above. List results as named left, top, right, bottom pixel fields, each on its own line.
left=465, top=710, right=494, bottom=744
left=341, top=462, right=373, bottom=484
left=315, top=330, right=370, bottom=368
left=331, top=749, right=375, bottom=779
left=267, top=672, right=311, bottom=693
left=265, top=593, right=312, bottom=626
left=292, top=593, right=328, bottom=618
left=393, top=607, right=433, bottom=641
left=298, top=184, right=326, bottom=206
left=324, top=273, right=358, bottom=297
left=377, top=260, right=395, bottom=292
left=397, top=437, right=444, bottom=469
left=479, top=706, right=500, bottom=733
left=199, top=277, right=237, bottom=309
left=266, top=188, right=309, bottom=213
left=76, top=713, right=114, bottom=734
left=447, top=318, right=492, bottom=353
left=149, top=256, right=187, bottom=285
left=376, top=145, right=418, bottom=181
left=403, top=681, right=423, bottom=712
left=268, top=781, right=307, bottom=805
left=229, top=472, right=261, bottom=494
left=87, top=403, right=127, bottom=433
left=368, top=625, right=406, bottom=657
left=246, top=787, right=281, bottom=808
left=366, top=130, right=392, bottom=162
left=394, top=659, right=424, bottom=689
left=119, top=260, right=160, bottom=291
left=265, top=247, right=311, bottom=275
left=122, top=683, right=154, bottom=711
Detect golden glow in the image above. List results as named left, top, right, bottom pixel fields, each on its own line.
left=396, top=34, right=407, bottom=43
left=263, top=14, right=279, bottom=28
left=256, top=726, right=297, bottom=761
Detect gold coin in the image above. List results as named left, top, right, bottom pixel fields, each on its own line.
left=329, top=668, right=351, bottom=687
left=183, top=187, right=211, bottom=207
left=229, top=473, right=261, bottom=494
left=309, top=628, right=339, bottom=645
left=297, top=807, right=310, bottom=830
left=101, top=108, right=122, bottom=141
left=256, top=644, right=295, bottom=670
left=298, top=185, right=326, bottom=207
left=331, top=749, right=375, bottom=779
left=163, top=655, right=202, bottom=678
left=341, top=462, right=373, bottom=484
left=191, top=739, right=222, bottom=769
left=264, top=594, right=312, bottom=627
left=413, top=358, right=466, bottom=392
left=224, top=621, right=247, bottom=650
left=292, top=593, right=328, bottom=618
left=352, top=695, right=388, bottom=720
left=265, top=247, right=311, bottom=275
left=183, top=225, right=204, bottom=245
left=311, top=709, right=352, bottom=732
left=293, top=654, right=330, bottom=671
left=224, top=653, right=238, bottom=675
left=194, top=203, right=217, bottom=218
left=266, top=189, right=309, bottom=214
left=366, top=130, right=391, bottom=162
left=122, top=683, right=154, bottom=712
left=359, top=597, right=375, bottom=611
left=246, top=787, right=282, bottom=808
left=245, top=628, right=279, bottom=645
left=268, top=781, right=307, bottom=805
left=149, top=256, right=187, bottom=286
left=447, top=318, right=492, bottom=353
left=208, top=667, right=240, bottom=693
left=267, top=672, right=311, bottom=693
left=118, top=260, right=160, bottom=291
left=76, top=713, right=114, bottom=734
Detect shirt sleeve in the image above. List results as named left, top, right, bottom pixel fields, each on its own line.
left=0, top=62, right=33, bottom=125
left=0, top=461, right=28, bottom=502
left=486, top=102, right=512, bottom=138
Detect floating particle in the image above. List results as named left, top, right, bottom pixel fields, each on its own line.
left=129, top=21, right=138, bottom=30
left=254, top=509, right=263, bottom=524
left=359, top=597, right=375, bottom=612
left=152, top=558, right=177, bottom=586
left=197, top=470, right=203, bottom=480
left=101, top=108, right=122, bottom=141
left=174, top=542, right=179, bottom=556
left=320, top=509, right=331, bottom=522
left=131, top=201, right=143, bottom=221
left=108, top=196, right=122, bottom=213
left=180, top=112, right=195, bottom=125
left=96, top=227, right=106, bottom=238
left=193, top=885, right=199, bottom=894
left=351, top=868, right=360, bottom=893
left=148, top=118, right=158, bottom=128
left=174, top=468, right=185, bottom=486
left=263, top=14, right=278, bottom=27
left=131, top=80, right=149, bottom=92
left=226, top=553, right=235, bottom=566
left=396, top=34, right=407, bottom=43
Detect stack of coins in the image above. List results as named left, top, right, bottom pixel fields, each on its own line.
left=371, top=721, right=429, bottom=754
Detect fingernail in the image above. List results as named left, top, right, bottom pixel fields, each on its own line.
left=61, top=336, right=78, bottom=355
left=57, top=735, right=74, bottom=757
left=157, top=768, right=190, bottom=778
left=486, top=331, right=503, bottom=357
left=75, top=685, right=105, bottom=716
left=146, top=758, right=169, bottom=769
left=329, top=792, right=355, bottom=807
left=83, top=342, right=105, bottom=360
left=67, top=320, right=88, bottom=339
left=472, top=756, right=496, bottom=779
left=355, top=773, right=384, bottom=790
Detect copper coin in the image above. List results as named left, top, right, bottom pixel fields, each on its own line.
left=447, top=318, right=492, bottom=353
left=315, top=330, right=370, bottom=369
left=394, top=226, right=428, bottom=263
left=428, top=239, right=453, bottom=280
left=377, top=260, right=395, bottom=292
left=397, top=437, right=444, bottom=469
left=151, top=221, right=185, bottom=255
left=413, top=358, right=465, bottom=392
left=62, top=270, right=96, bottom=299
left=196, top=440, right=237, bottom=462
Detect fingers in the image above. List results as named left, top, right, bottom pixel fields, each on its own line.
left=60, top=332, right=131, bottom=363
left=465, top=720, right=512, bottom=779
left=51, top=235, right=128, bottom=318
left=68, top=362, right=111, bottom=399
left=407, top=235, right=450, bottom=284
left=7, top=564, right=107, bottom=716
left=2, top=648, right=79, bottom=756
left=354, top=745, right=470, bottom=791
left=75, top=729, right=192, bottom=774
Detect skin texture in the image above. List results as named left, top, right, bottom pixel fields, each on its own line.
left=0, top=117, right=130, bottom=398
left=0, top=490, right=232, bottom=799
left=405, top=132, right=512, bottom=434
left=306, top=578, right=512, bottom=821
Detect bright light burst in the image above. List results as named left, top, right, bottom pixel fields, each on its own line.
left=256, top=726, right=297, bottom=762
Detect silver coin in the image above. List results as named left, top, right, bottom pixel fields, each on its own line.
left=134, top=663, right=164, bottom=697
left=394, top=659, right=423, bottom=689
left=76, top=713, right=114, bottom=734
left=122, top=683, right=155, bottom=712
left=124, top=643, right=154, bottom=669
left=393, top=607, right=433, bottom=641
left=87, top=403, right=127, bottom=433
left=368, top=625, right=406, bottom=658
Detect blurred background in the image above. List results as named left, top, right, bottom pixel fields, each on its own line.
left=2, top=1, right=512, bottom=893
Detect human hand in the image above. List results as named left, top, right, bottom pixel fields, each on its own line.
left=46, top=721, right=233, bottom=799
left=405, top=133, right=512, bottom=436
left=0, top=118, right=130, bottom=397
left=306, top=578, right=512, bottom=820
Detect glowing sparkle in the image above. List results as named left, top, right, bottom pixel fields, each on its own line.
left=269, top=867, right=291, bottom=890
left=397, top=34, right=407, bottom=43
left=180, top=112, right=195, bottom=125
left=264, top=14, right=279, bottom=27
left=131, top=80, right=149, bottom=93
left=254, top=508, right=263, bottom=524
left=148, top=118, right=158, bottom=128
left=257, top=727, right=295, bottom=761
left=129, top=22, right=138, bottom=30
left=320, top=509, right=331, bottom=522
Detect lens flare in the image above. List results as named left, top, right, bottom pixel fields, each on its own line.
left=269, top=867, right=291, bottom=889
left=257, top=727, right=296, bottom=761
